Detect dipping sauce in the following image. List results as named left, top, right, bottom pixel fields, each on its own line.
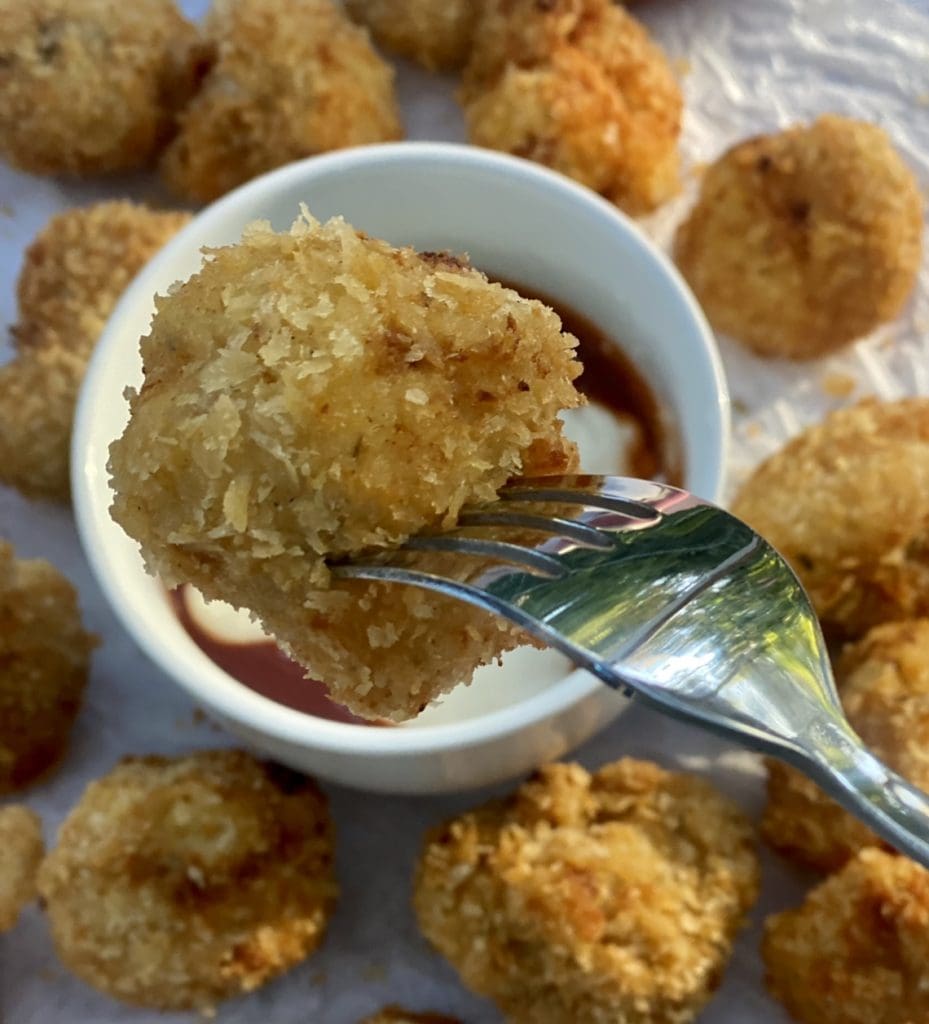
left=170, top=284, right=676, bottom=722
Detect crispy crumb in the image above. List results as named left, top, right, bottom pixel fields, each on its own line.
left=821, top=372, right=857, bottom=399
left=345, top=0, right=479, bottom=71
left=0, top=804, right=43, bottom=931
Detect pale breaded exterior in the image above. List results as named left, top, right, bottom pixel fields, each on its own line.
left=413, top=760, right=759, bottom=1024
left=763, top=848, right=929, bottom=1024
left=359, top=1009, right=461, bottom=1024
left=161, top=0, right=402, bottom=204
left=108, top=212, right=581, bottom=721
left=0, top=541, right=96, bottom=793
left=345, top=0, right=479, bottom=71
left=674, top=116, right=923, bottom=358
left=732, top=399, right=929, bottom=639
left=0, top=804, right=43, bottom=932
left=461, top=0, right=682, bottom=215
left=763, top=619, right=929, bottom=872
left=37, top=750, right=337, bottom=1011
left=0, top=0, right=201, bottom=175
left=0, top=202, right=189, bottom=502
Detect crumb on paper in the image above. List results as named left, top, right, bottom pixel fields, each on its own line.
left=362, top=962, right=388, bottom=983
left=689, top=161, right=709, bottom=179
left=732, top=398, right=751, bottom=416
left=821, top=372, right=856, bottom=399
left=0, top=202, right=13, bottom=218
left=744, top=421, right=763, bottom=439
left=916, top=92, right=929, bottom=107
left=673, top=56, right=692, bottom=77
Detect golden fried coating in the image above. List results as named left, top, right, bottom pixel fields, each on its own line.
left=359, top=1009, right=461, bottom=1024
left=763, top=619, right=929, bottom=871
left=345, top=0, right=479, bottom=71
left=674, top=116, right=923, bottom=359
left=732, top=399, right=929, bottom=640
left=0, top=201, right=190, bottom=502
left=109, top=212, right=581, bottom=721
left=37, top=750, right=337, bottom=1011
left=0, top=804, right=43, bottom=932
left=763, top=848, right=929, bottom=1024
left=0, top=0, right=201, bottom=175
left=461, top=0, right=682, bottom=215
left=161, top=0, right=402, bottom=204
left=0, top=542, right=95, bottom=793
left=414, top=760, right=760, bottom=1024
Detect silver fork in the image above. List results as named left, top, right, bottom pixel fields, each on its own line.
left=333, top=474, right=929, bottom=867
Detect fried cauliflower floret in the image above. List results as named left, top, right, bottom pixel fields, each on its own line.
left=414, top=760, right=759, bottom=1024
left=345, top=0, right=479, bottom=71
left=674, top=116, right=923, bottom=359
left=763, top=849, right=929, bottom=1024
left=0, top=804, right=43, bottom=932
left=763, top=619, right=929, bottom=872
left=37, top=750, right=337, bottom=1011
left=461, top=0, right=682, bottom=215
left=0, top=202, right=190, bottom=502
left=0, top=0, right=202, bottom=175
left=0, top=542, right=95, bottom=793
left=160, top=0, right=402, bottom=204
left=732, top=399, right=929, bottom=639
left=109, top=212, right=581, bottom=721
left=359, top=1009, right=461, bottom=1024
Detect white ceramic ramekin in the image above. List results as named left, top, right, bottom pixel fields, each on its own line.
left=72, top=143, right=729, bottom=794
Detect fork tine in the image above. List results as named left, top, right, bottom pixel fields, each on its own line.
left=401, top=535, right=568, bottom=577
left=457, top=510, right=614, bottom=549
left=500, top=478, right=663, bottom=521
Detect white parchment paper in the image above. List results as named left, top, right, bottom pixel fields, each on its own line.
left=2, top=1, right=929, bottom=1021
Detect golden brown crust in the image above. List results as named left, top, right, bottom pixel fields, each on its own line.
left=763, top=848, right=929, bottom=1024
left=732, top=399, right=929, bottom=639
left=37, top=750, right=338, bottom=1011
left=160, top=0, right=402, bottom=204
left=674, top=116, right=923, bottom=358
left=0, top=0, right=202, bottom=175
left=0, top=541, right=96, bottom=793
left=345, top=0, right=479, bottom=71
left=108, top=212, right=581, bottom=721
left=359, top=1008, right=461, bottom=1024
left=0, top=804, right=43, bottom=932
left=414, top=760, right=759, bottom=1024
left=461, top=0, right=681, bottom=215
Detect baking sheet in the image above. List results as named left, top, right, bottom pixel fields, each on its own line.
left=2, top=0, right=929, bottom=1020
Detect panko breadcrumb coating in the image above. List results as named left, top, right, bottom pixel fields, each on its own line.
left=108, top=211, right=581, bottom=721
left=0, top=201, right=190, bottom=502
left=160, top=0, right=402, bottom=204
left=674, top=116, right=923, bottom=358
left=763, top=848, right=929, bottom=1024
left=461, top=0, right=682, bottom=215
left=359, top=1009, right=461, bottom=1024
left=345, top=0, right=480, bottom=71
left=732, top=399, right=929, bottom=640
left=37, top=750, right=337, bottom=1011
left=0, top=542, right=95, bottom=793
left=0, top=0, right=202, bottom=175
left=763, top=619, right=929, bottom=872
left=414, top=760, right=760, bottom=1024
left=0, top=804, right=43, bottom=932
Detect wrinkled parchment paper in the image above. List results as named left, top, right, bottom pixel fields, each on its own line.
left=2, top=0, right=929, bottom=1020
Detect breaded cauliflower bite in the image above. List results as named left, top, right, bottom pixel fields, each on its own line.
left=37, top=750, right=337, bottom=1011
left=0, top=542, right=95, bottom=793
left=160, top=0, right=402, bottom=204
left=0, top=201, right=190, bottom=502
left=674, top=116, right=923, bottom=359
left=763, top=619, right=929, bottom=872
left=345, top=0, right=480, bottom=71
left=359, top=1009, right=461, bottom=1024
left=732, top=399, right=929, bottom=640
left=108, top=212, right=581, bottom=721
left=461, top=0, right=682, bottom=215
left=0, top=804, right=43, bottom=932
left=763, top=848, right=929, bottom=1024
left=0, top=0, right=201, bottom=175
left=413, top=760, right=760, bottom=1024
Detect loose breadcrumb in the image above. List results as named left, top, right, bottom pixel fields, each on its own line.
left=0, top=541, right=96, bottom=793
left=108, top=211, right=581, bottom=721
left=414, top=760, right=759, bottom=1024
left=345, top=0, right=479, bottom=71
left=359, top=1009, right=461, bottom=1024
left=0, top=0, right=202, bottom=175
left=763, top=849, right=929, bottom=1024
left=0, top=804, right=43, bottom=932
left=732, top=399, right=929, bottom=639
left=37, top=750, right=338, bottom=1011
left=763, top=619, right=929, bottom=872
left=461, top=0, right=682, bottom=215
left=161, top=0, right=402, bottom=204
left=674, top=116, right=923, bottom=358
